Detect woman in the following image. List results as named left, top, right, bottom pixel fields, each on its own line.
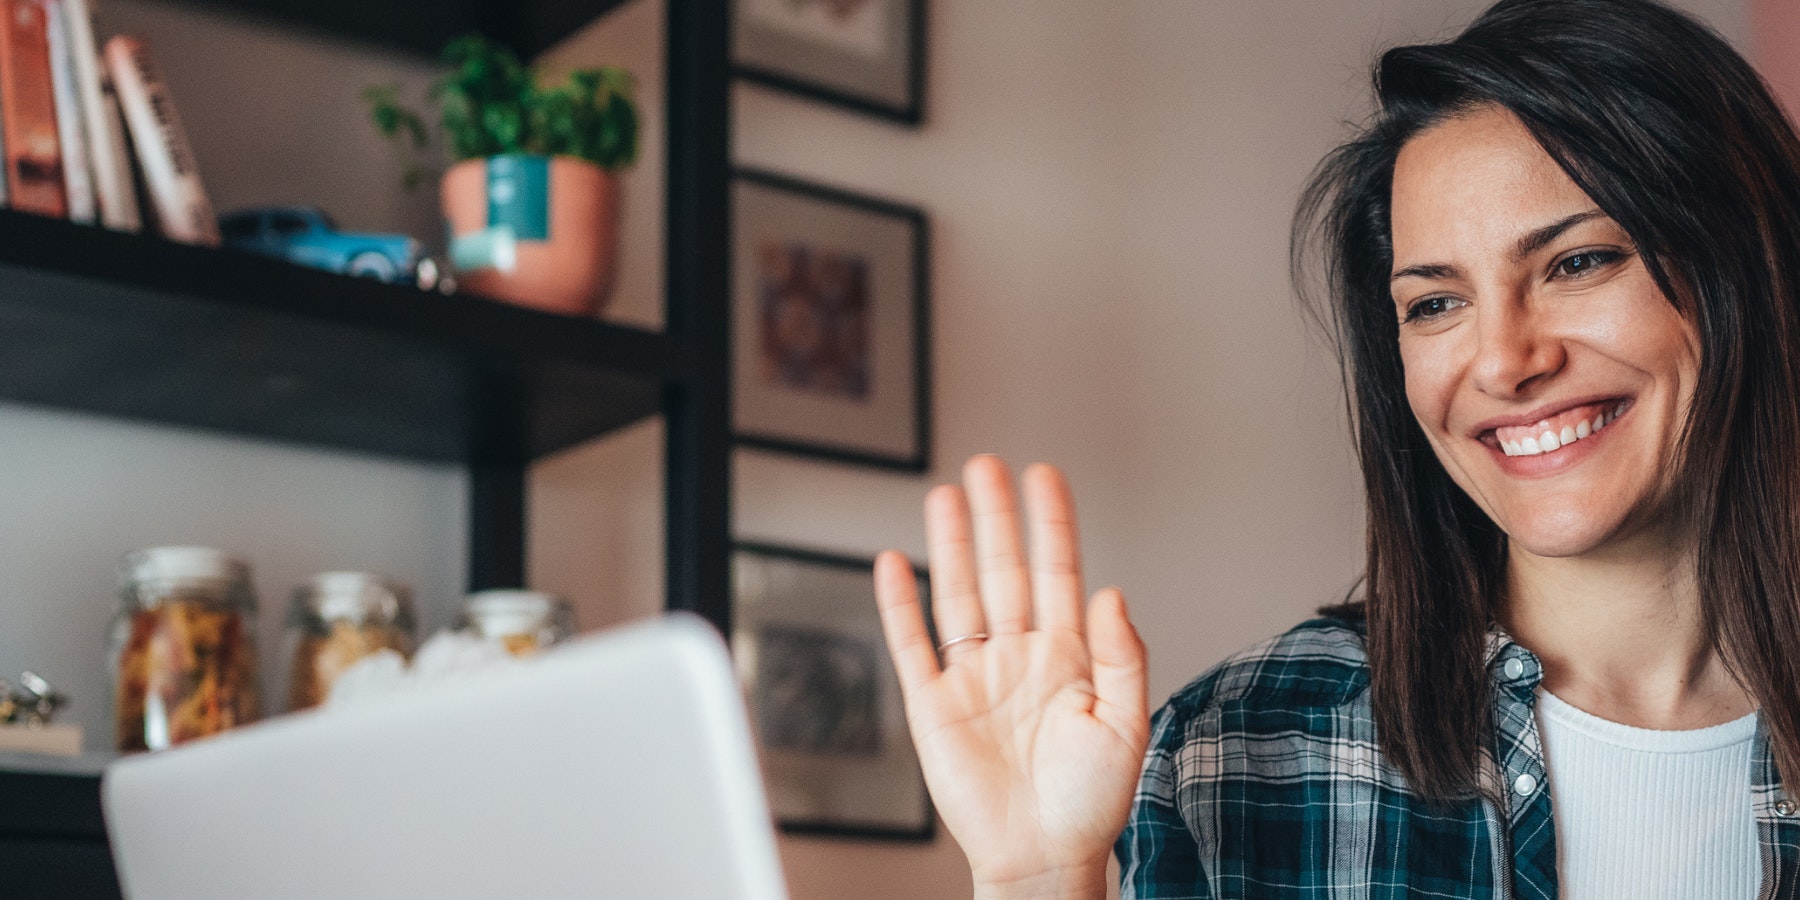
left=874, top=0, right=1800, bottom=896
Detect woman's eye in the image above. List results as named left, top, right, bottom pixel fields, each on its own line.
left=1553, top=249, right=1621, bottom=278
left=1403, top=296, right=1461, bottom=323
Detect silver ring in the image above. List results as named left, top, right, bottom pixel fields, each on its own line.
left=937, top=632, right=990, bottom=654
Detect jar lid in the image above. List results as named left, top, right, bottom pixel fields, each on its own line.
left=462, top=589, right=568, bottom=638
left=120, top=546, right=250, bottom=586
left=296, top=571, right=413, bottom=624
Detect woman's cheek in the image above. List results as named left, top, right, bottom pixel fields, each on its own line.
left=1399, top=339, right=1454, bottom=428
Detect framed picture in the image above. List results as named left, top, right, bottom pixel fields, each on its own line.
left=731, top=541, right=935, bottom=840
left=732, top=0, right=926, bottom=125
left=731, top=169, right=930, bottom=472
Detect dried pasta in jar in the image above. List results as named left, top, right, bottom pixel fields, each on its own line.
left=110, top=548, right=259, bottom=752
left=283, top=572, right=415, bottom=711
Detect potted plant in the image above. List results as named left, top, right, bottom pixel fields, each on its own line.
left=365, top=34, right=639, bottom=316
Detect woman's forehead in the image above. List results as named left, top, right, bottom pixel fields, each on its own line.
left=1390, top=107, right=1602, bottom=270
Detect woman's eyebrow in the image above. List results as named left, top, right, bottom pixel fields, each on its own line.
left=1390, top=262, right=1460, bottom=283
left=1511, top=208, right=1606, bottom=260
left=1389, top=208, right=1609, bottom=284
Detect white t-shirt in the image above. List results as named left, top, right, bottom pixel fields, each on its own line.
left=1536, top=688, right=1759, bottom=898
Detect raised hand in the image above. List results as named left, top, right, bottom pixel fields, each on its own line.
left=875, top=456, right=1149, bottom=900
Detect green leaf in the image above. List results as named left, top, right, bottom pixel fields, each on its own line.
left=363, top=32, right=640, bottom=179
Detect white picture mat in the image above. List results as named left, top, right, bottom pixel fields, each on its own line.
left=732, top=178, right=920, bottom=462
left=732, top=0, right=913, bottom=109
left=742, top=0, right=886, bottom=59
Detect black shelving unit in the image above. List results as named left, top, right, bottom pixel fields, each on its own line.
left=0, top=0, right=730, bottom=620
left=174, top=0, right=631, bottom=61
left=0, top=755, right=118, bottom=899
left=0, top=2, right=730, bottom=896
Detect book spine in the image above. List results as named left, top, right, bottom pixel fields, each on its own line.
left=62, top=0, right=134, bottom=230
left=44, top=0, right=91, bottom=222
left=104, top=34, right=214, bottom=245
left=0, top=0, right=68, bottom=217
left=0, top=48, right=8, bottom=207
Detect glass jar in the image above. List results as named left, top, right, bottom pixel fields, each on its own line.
left=109, top=546, right=259, bottom=752
left=282, top=572, right=415, bottom=712
left=456, top=589, right=573, bottom=656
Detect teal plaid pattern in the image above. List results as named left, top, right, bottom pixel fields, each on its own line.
left=1116, top=618, right=1800, bottom=899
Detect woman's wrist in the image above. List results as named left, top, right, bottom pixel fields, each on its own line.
left=971, top=858, right=1111, bottom=900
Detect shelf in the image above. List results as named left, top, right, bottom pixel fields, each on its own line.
left=0, top=210, right=690, bottom=463
left=0, top=754, right=119, bottom=900
left=170, top=0, right=631, bottom=60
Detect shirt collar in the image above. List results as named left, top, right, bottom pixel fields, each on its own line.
left=1483, top=626, right=1545, bottom=695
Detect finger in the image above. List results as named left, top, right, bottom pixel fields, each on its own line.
left=924, top=483, right=987, bottom=655
left=1023, top=463, right=1085, bottom=635
left=874, top=550, right=941, bottom=694
left=964, top=455, right=1032, bottom=635
left=1087, top=588, right=1150, bottom=747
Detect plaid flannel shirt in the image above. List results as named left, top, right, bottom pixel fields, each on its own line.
left=1115, top=617, right=1800, bottom=899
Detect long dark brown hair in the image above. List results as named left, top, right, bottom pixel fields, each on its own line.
left=1295, top=0, right=1800, bottom=799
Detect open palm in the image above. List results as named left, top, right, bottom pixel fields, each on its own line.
left=875, top=457, right=1149, bottom=899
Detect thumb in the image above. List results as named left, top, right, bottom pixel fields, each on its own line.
left=1086, top=587, right=1149, bottom=748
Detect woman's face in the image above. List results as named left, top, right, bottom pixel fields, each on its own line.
left=1389, top=105, right=1699, bottom=559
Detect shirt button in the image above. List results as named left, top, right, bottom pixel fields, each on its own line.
left=1513, top=773, right=1538, bottom=796
left=1777, top=799, right=1796, bottom=817
left=1503, top=658, right=1525, bottom=680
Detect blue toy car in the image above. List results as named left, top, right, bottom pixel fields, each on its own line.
left=218, top=207, right=431, bottom=285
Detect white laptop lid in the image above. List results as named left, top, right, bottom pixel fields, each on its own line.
left=102, top=614, right=788, bottom=900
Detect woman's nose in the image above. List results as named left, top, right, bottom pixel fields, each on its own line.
left=1470, top=301, right=1565, bottom=399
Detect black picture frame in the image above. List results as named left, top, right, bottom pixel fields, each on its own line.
left=731, top=541, right=935, bottom=841
left=731, top=0, right=926, bottom=125
left=730, top=168, right=931, bottom=472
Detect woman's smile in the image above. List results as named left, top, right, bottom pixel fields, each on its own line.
left=1485, top=397, right=1627, bottom=458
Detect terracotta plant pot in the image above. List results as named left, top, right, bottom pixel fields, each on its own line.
left=441, top=154, right=621, bottom=316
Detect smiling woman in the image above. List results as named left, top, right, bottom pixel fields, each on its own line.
left=1292, top=0, right=1800, bottom=810
left=873, top=0, right=1800, bottom=897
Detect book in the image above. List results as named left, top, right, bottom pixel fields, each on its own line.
left=104, top=34, right=214, bottom=245
left=0, top=61, right=8, bottom=207
left=61, top=0, right=133, bottom=230
left=44, top=0, right=92, bottom=223
left=0, top=0, right=68, bottom=217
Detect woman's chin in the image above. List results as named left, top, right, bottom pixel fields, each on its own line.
left=1497, top=510, right=1627, bottom=560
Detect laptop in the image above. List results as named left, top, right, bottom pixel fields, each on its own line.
left=102, top=614, right=789, bottom=899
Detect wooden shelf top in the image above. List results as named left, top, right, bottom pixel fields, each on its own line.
left=172, top=0, right=632, bottom=60
left=0, top=211, right=689, bottom=462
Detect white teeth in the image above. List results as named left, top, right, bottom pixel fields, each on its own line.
left=1498, top=403, right=1627, bottom=458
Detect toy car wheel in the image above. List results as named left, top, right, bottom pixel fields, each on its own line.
left=346, top=251, right=400, bottom=282
left=413, top=257, right=440, bottom=291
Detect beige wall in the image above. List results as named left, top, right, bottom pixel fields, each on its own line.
left=0, top=0, right=1752, bottom=897
left=723, top=1, right=1749, bottom=897
left=1755, top=0, right=1800, bottom=116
